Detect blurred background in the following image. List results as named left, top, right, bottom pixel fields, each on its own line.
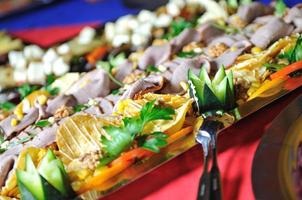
left=0, top=0, right=298, bottom=31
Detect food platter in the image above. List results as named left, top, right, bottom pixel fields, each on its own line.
left=0, top=0, right=302, bottom=199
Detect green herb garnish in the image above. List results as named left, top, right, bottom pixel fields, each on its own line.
left=163, top=18, right=196, bottom=40
left=99, top=100, right=175, bottom=166
left=0, top=102, right=16, bottom=111
left=35, top=120, right=51, bottom=128
left=73, top=104, right=89, bottom=113
left=140, top=132, right=168, bottom=153
left=18, top=83, right=39, bottom=99
left=275, top=0, right=287, bottom=17
left=213, top=23, right=239, bottom=34
left=146, top=65, right=160, bottom=73
left=177, top=51, right=198, bottom=58
left=264, top=63, right=286, bottom=72
left=43, top=74, right=59, bottom=96
left=111, top=89, right=122, bottom=95
left=97, top=53, right=125, bottom=87
left=278, top=36, right=302, bottom=64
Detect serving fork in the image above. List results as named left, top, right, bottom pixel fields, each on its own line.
left=196, top=120, right=223, bottom=200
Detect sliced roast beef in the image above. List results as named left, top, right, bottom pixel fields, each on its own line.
left=197, top=23, right=224, bottom=45
left=25, top=125, right=58, bottom=148
left=214, top=40, right=252, bottom=68
left=121, top=75, right=165, bottom=99
left=170, top=28, right=201, bottom=53
left=284, top=6, right=302, bottom=23
left=46, top=95, right=77, bottom=115
left=106, top=94, right=122, bottom=105
left=237, top=2, right=273, bottom=23
left=0, top=108, right=39, bottom=139
left=68, top=69, right=111, bottom=104
left=250, top=18, right=294, bottom=49
left=138, top=44, right=172, bottom=70
left=84, top=98, right=114, bottom=116
left=168, top=56, right=213, bottom=92
left=115, top=61, right=133, bottom=82
left=293, top=18, right=302, bottom=33
left=0, top=155, right=17, bottom=187
left=253, top=15, right=278, bottom=25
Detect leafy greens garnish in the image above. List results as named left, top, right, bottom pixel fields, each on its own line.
left=213, top=23, right=239, bottom=34
left=146, top=65, right=160, bottom=73
left=73, top=104, right=89, bottom=113
left=43, top=74, right=59, bottom=96
left=17, top=75, right=59, bottom=99
left=275, top=0, right=287, bottom=17
left=0, top=102, right=16, bottom=111
left=18, top=84, right=39, bottom=99
left=177, top=51, right=198, bottom=58
left=140, top=132, right=168, bottom=153
left=99, top=100, right=175, bottom=166
left=163, top=18, right=196, bottom=40
left=97, top=53, right=125, bottom=87
left=278, top=36, right=302, bottom=64
left=34, top=120, right=51, bottom=128
left=264, top=63, right=286, bottom=72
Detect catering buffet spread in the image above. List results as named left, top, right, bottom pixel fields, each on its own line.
left=0, top=0, right=302, bottom=199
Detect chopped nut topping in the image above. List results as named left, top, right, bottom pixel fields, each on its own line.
left=123, top=70, right=145, bottom=84
left=208, top=43, right=228, bottom=57
left=182, top=42, right=203, bottom=52
left=78, top=150, right=102, bottom=170
left=54, top=106, right=74, bottom=120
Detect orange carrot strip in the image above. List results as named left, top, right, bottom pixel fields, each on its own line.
left=270, top=60, right=302, bottom=80
left=86, top=46, right=107, bottom=64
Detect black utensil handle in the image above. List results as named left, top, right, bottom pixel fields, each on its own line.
left=209, top=161, right=222, bottom=200
left=197, top=170, right=209, bottom=200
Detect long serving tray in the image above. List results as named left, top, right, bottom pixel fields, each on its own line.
left=79, top=76, right=302, bottom=199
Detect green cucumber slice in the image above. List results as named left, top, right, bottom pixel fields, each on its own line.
left=198, top=67, right=212, bottom=87
left=38, top=149, right=74, bottom=197
left=17, top=155, right=45, bottom=200
left=202, top=83, right=221, bottom=111
left=214, top=76, right=228, bottom=105
left=188, top=69, right=204, bottom=113
left=212, top=66, right=226, bottom=86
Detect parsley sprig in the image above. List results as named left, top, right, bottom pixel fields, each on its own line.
left=278, top=36, right=302, bottom=64
left=18, top=84, right=39, bottom=99
left=17, top=75, right=59, bottom=99
left=99, top=100, right=175, bottom=166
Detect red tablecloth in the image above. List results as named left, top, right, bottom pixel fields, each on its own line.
left=10, top=26, right=302, bottom=200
